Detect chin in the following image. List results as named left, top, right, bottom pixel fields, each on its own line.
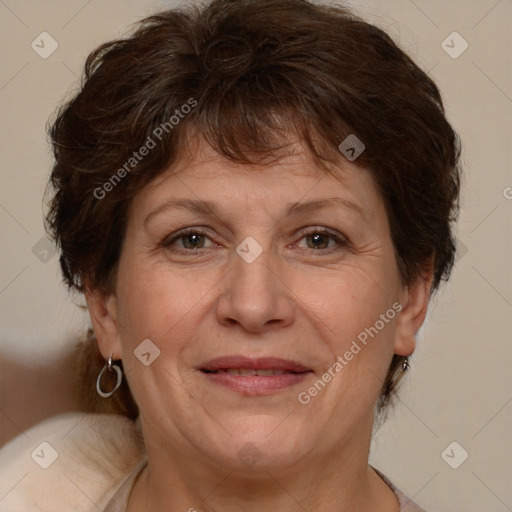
left=199, top=418, right=311, bottom=471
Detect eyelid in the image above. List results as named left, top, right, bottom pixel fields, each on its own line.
left=294, top=225, right=348, bottom=241
left=162, top=226, right=215, bottom=247
left=162, top=225, right=350, bottom=253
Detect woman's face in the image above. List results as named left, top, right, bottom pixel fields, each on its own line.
left=88, top=138, right=428, bottom=472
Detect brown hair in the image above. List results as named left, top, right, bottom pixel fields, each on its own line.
left=45, top=0, right=462, bottom=422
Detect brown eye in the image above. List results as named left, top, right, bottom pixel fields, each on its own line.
left=297, top=228, right=349, bottom=252
left=163, top=229, right=215, bottom=253
left=305, top=232, right=331, bottom=250
left=180, top=232, right=206, bottom=249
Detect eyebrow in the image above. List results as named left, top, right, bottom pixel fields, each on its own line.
left=144, top=197, right=367, bottom=227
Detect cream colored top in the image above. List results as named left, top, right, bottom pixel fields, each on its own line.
left=0, top=413, right=429, bottom=511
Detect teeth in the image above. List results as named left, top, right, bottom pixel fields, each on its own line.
left=215, top=369, right=290, bottom=376
left=255, top=369, right=275, bottom=376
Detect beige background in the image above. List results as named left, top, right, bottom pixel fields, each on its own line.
left=0, top=0, right=510, bottom=511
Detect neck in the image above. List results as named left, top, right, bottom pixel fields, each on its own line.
left=127, top=417, right=399, bottom=512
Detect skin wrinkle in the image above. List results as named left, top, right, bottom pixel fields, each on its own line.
left=86, top=138, right=429, bottom=511
left=41, top=3, right=462, bottom=507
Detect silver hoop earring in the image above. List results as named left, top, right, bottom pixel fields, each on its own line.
left=96, top=357, right=123, bottom=398
left=402, top=357, right=410, bottom=371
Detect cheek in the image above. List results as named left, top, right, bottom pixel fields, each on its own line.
left=296, top=263, right=399, bottom=408
left=296, top=261, right=399, bottom=344
left=115, top=259, right=201, bottom=340
left=114, top=259, right=224, bottom=391
left=302, top=316, right=397, bottom=431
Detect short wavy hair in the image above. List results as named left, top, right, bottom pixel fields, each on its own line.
left=45, top=0, right=462, bottom=423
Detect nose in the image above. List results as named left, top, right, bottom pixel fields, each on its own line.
left=216, top=243, right=294, bottom=334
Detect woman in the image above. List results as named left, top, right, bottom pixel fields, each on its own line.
left=0, top=0, right=461, bottom=510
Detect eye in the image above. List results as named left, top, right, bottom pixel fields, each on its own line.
left=161, top=226, right=350, bottom=256
left=163, top=228, right=216, bottom=253
left=295, top=228, right=349, bottom=252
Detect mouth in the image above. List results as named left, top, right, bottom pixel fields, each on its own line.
left=199, top=356, right=313, bottom=395
left=203, top=368, right=300, bottom=376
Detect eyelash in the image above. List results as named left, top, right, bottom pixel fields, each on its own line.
left=162, top=227, right=350, bottom=255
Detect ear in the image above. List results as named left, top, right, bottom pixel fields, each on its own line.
left=84, top=284, right=123, bottom=361
left=393, top=264, right=434, bottom=357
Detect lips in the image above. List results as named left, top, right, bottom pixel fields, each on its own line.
left=207, top=368, right=292, bottom=376
left=200, top=356, right=311, bottom=373
left=200, top=356, right=313, bottom=395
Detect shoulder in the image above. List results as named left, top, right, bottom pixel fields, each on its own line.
left=371, top=465, right=429, bottom=512
left=0, top=412, right=145, bottom=512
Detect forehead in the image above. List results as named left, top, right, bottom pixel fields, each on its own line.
left=127, top=136, right=383, bottom=226
left=122, top=136, right=387, bottom=236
